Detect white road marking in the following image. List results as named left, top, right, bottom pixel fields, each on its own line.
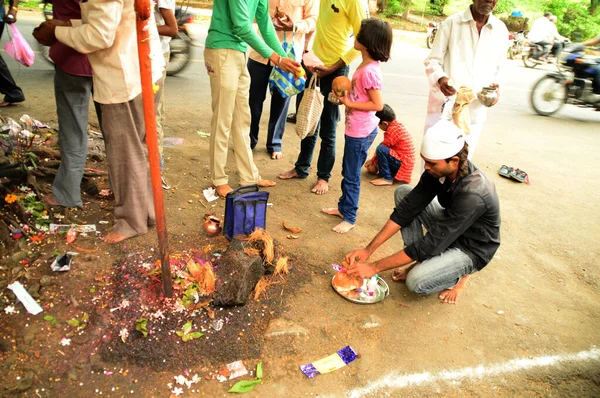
left=346, top=347, right=600, bottom=397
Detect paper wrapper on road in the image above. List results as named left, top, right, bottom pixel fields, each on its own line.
left=300, top=346, right=358, bottom=378
left=452, top=87, right=476, bottom=135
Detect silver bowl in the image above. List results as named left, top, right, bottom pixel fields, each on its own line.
left=477, top=86, right=498, bottom=107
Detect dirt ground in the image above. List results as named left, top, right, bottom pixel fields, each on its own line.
left=1, top=12, right=600, bottom=398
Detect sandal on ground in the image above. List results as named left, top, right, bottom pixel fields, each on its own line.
left=510, top=168, right=529, bottom=184
left=498, top=165, right=513, bottom=178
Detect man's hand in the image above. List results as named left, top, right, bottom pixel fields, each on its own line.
left=438, top=76, right=456, bottom=96
left=345, top=248, right=371, bottom=265
left=489, top=82, right=500, bottom=106
left=6, top=7, right=17, bottom=24
left=313, top=64, right=338, bottom=78
left=346, top=261, right=378, bottom=279
left=272, top=13, right=293, bottom=31
left=33, top=20, right=69, bottom=46
left=269, top=53, right=300, bottom=74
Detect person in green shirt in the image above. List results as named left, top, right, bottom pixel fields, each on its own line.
left=204, top=0, right=299, bottom=198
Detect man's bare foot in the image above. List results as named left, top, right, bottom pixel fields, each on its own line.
left=391, top=262, right=417, bottom=282
left=278, top=168, right=300, bottom=179
left=0, top=101, right=17, bottom=108
left=322, top=208, right=343, bottom=218
left=102, top=231, right=128, bottom=244
left=370, top=178, right=393, bottom=186
left=215, top=184, right=233, bottom=198
left=332, top=221, right=355, bottom=233
left=439, top=274, right=471, bottom=304
left=270, top=152, right=283, bottom=160
left=310, top=179, right=328, bottom=195
left=42, top=194, right=59, bottom=206
left=257, top=179, right=276, bottom=187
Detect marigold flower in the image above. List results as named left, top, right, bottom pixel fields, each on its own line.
left=4, top=194, right=18, bottom=204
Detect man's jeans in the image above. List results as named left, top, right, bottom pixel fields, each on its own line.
left=52, top=66, right=93, bottom=207
left=338, top=129, right=377, bottom=224
left=394, top=185, right=476, bottom=295
left=534, top=40, right=551, bottom=58
left=375, top=144, right=401, bottom=181
left=294, top=65, right=350, bottom=181
left=248, top=59, right=291, bottom=153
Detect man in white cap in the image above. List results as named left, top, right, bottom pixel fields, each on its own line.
left=344, top=120, right=501, bottom=304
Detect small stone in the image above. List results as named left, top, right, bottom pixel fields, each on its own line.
left=360, top=314, right=383, bottom=329
left=11, top=251, right=27, bottom=264
left=265, top=319, right=309, bottom=338
left=67, top=369, right=78, bottom=381
left=0, top=339, right=11, bottom=353
left=496, top=310, right=504, bottom=315
left=27, top=284, right=41, bottom=299
left=40, top=276, right=54, bottom=287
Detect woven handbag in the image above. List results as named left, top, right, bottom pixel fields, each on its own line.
left=296, top=73, right=323, bottom=140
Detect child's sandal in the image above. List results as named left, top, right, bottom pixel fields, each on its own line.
left=498, top=165, right=513, bottom=178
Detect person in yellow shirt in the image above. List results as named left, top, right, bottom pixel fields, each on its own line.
left=278, top=0, right=366, bottom=195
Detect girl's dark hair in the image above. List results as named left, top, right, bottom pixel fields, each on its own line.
left=375, top=104, right=396, bottom=122
left=356, top=18, right=393, bottom=62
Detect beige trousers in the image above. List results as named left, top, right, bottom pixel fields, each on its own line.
left=156, top=51, right=170, bottom=160
left=204, top=48, right=261, bottom=186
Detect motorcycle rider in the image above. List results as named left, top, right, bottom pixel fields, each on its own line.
left=573, top=35, right=600, bottom=103
left=527, top=12, right=553, bottom=61
left=548, top=15, right=569, bottom=59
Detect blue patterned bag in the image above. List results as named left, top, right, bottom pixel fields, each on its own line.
left=268, top=32, right=306, bottom=99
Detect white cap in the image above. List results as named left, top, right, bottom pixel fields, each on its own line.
left=421, top=120, right=465, bottom=160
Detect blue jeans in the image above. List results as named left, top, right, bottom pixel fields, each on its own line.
left=248, top=59, right=291, bottom=153
left=394, top=185, right=476, bottom=295
left=338, top=129, right=378, bottom=224
left=294, top=65, right=350, bottom=181
left=375, top=144, right=401, bottom=181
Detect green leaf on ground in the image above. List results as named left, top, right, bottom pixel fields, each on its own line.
left=256, top=362, right=263, bottom=379
left=228, top=380, right=262, bottom=393
left=43, top=315, right=58, bottom=326
left=135, top=318, right=148, bottom=338
left=66, top=318, right=80, bottom=327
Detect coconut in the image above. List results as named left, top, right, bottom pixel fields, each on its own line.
left=332, top=76, right=352, bottom=97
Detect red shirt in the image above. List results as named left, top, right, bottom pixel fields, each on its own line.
left=371, top=120, right=415, bottom=184
left=49, top=0, right=93, bottom=77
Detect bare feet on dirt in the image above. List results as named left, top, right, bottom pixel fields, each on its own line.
left=215, top=184, right=233, bottom=198
left=42, top=194, right=59, bottom=206
left=332, top=221, right=355, bottom=234
left=311, top=179, right=328, bottom=195
left=257, top=179, right=276, bottom=187
left=270, top=152, right=283, bottom=160
left=438, top=274, right=471, bottom=304
left=277, top=168, right=300, bottom=179
left=322, top=208, right=343, bottom=218
left=102, top=231, right=128, bottom=244
left=370, top=178, right=393, bottom=186
left=391, top=263, right=417, bottom=282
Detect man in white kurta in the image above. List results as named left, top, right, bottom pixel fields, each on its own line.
left=34, top=0, right=165, bottom=243
left=424, top=0, right=508, bottom=159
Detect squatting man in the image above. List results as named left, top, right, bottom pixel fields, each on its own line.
left=345, top=120, right=501, bottom=304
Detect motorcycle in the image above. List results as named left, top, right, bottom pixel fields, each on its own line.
left=507, top=31, right=525, bottom=60
left=37, top=1, right=194, bottom=77
left=426, top=22, right=438, bottom=49
left=522, top=39, right=570, bottom=69
left=167, top=6, right=195, bottom=76
left=530, top=46, right=600, bottom=116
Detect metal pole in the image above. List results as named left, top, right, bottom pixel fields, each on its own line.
left=134, top=0, right=173, bottom=297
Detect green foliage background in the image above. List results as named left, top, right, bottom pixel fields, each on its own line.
left=383, top=0, right=600, bottom=40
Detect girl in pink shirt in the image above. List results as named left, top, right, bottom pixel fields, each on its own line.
left=323, top=18, right=393, bottom=233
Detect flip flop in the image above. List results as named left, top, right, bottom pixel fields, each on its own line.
left=510, top=168, right=529, bottom=184
left=498, top=165, right=513, bottom=178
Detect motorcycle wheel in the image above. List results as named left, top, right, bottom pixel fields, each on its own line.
left=530, top=75, right=567, bottom=116
left=167, top=33, right=191, bottom=77
left=522, top=53, right=537, bottom=68
left=426, top=33, right=435, bottom=49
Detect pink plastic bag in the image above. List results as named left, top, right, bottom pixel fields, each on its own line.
left=4, top=24, right=35, bottom=67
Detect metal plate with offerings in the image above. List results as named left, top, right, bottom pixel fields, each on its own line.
left=330, top=264, right=389, bottom=304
